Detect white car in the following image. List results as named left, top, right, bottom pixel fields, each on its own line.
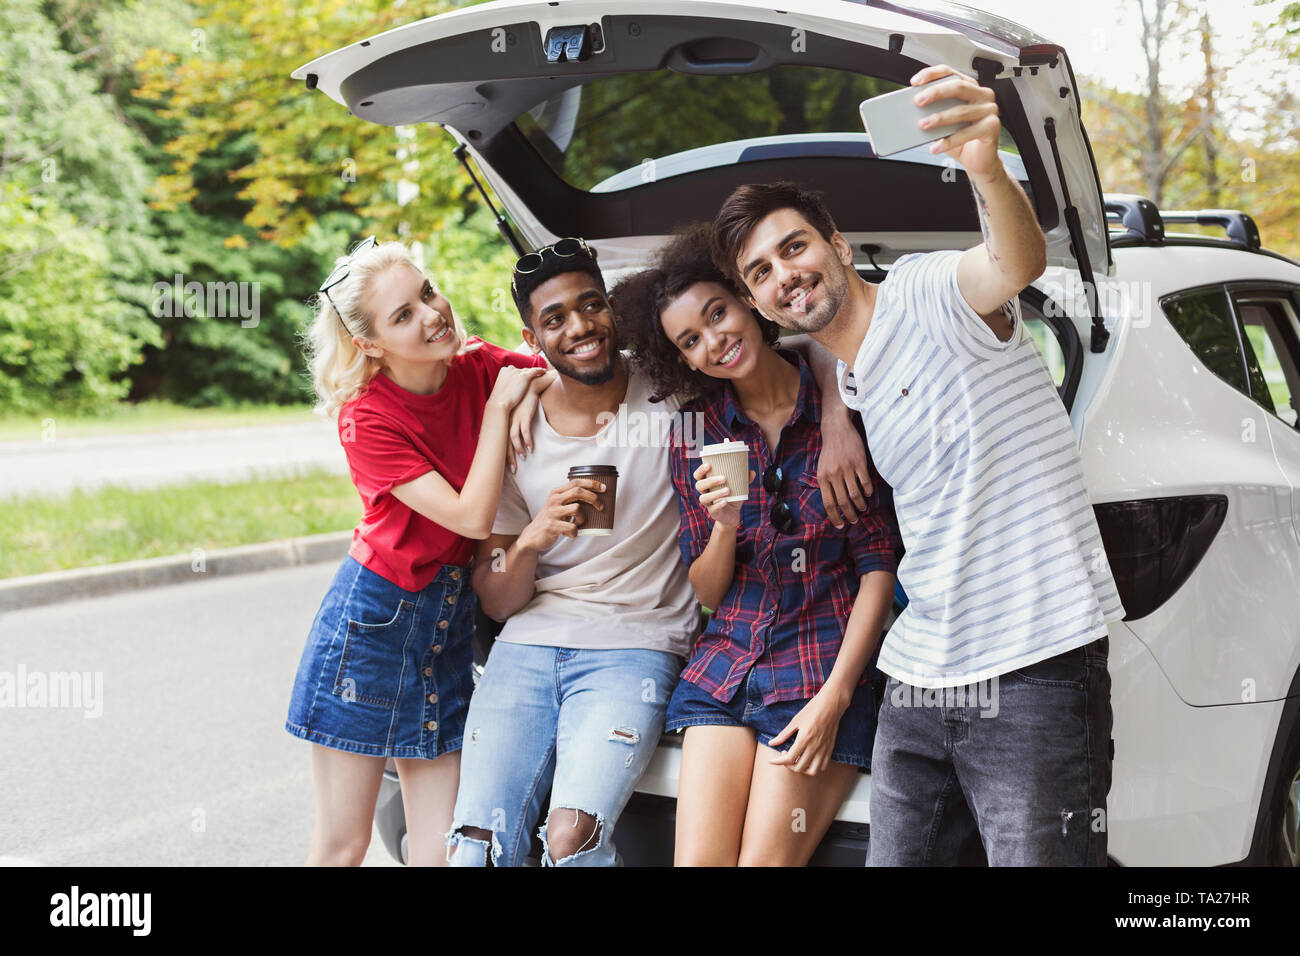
left=295, top=0, right=1300, bottom=866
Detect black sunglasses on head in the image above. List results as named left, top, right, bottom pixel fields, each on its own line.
left=319, top=236, right=377, bottom=336
left=510, top=238, right=597, bottom=295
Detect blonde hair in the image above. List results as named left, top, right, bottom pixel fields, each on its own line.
left=304, top=239, right=470, bottom=418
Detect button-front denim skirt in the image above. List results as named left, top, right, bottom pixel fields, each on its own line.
left=285, top=556, right=474, bottom=760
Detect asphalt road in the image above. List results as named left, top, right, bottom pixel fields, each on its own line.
left=1, top=422, right=348, bottom=497
left=0, top=561, right=400, bottom=867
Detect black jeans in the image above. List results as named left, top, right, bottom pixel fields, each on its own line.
left=866, top=636, right=1113, bottom=866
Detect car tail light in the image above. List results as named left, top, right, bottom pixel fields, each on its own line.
left=1093, top=495, right=1229, bottom=621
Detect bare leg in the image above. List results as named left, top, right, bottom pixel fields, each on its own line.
left=307, top=744, right=386, bottom=866
left=394, top=751, right=460, bottom=867
left=674, top=726, right=758, bottom=866
left=737, top=744, right=859, bottom=866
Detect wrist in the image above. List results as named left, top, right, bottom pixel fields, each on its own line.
left=969, top=163, right=1010, bottom=189
left=822, top=401, right=852, bottom=423
left=515, top=527, right=543, bottom=555
left=820, top=677, right=855, bottom=711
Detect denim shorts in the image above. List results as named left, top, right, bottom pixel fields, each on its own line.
left=285, top=556, right=475, bottom=760
left=664, top=668, right=881, bottom=769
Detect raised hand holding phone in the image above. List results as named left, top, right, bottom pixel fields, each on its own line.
left=858, top=65, right=998, bottom=175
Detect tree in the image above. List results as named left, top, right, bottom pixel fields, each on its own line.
left=0, top=0, right=162, bottom=413
left=1082, top=2, right=1300, bottom=262
left=133, top=0, right=487, bottom=248
left=0, top=184, right=148, bottom=412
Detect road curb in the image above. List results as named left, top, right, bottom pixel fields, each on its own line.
left=0, top=531, right=353, bottom=613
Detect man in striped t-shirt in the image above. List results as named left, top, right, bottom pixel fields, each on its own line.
left=711, top=64, right=1124, bottom=866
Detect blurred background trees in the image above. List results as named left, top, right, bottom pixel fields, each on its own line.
left=1083, top=0, right=1299, bottom=247
left=1, top=0, right=1297, bottom=417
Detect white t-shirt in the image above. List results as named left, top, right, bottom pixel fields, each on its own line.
left=837, top=250, right=1125, bottom=688
left=490, top=358, right=697, bottom=658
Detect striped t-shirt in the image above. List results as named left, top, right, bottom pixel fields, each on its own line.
left=837, top=250, right=1124, bottom=688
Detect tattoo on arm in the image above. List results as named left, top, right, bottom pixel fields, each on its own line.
left=972, top=182, right=1001, bottom=265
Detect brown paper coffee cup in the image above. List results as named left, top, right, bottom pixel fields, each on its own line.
left=699, top=441, right=750, bottom=503
left=567, top=465, right=618, bottom=536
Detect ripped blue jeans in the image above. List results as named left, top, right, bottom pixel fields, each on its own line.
left=445, top=640, right=680, bottom=867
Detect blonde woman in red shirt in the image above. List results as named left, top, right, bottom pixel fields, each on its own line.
left=285, top=238, right=566, bottom=866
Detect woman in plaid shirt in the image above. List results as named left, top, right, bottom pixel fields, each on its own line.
left=615, top=224, right=903, bottom=866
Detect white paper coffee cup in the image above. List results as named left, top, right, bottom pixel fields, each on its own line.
left=699, top=440, right=750, bottom=503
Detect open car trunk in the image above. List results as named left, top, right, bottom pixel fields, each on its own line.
left=294, top=0, right=1115, bottom=339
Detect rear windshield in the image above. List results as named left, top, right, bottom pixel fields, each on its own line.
left=515, top=65, right=1020, bottom=193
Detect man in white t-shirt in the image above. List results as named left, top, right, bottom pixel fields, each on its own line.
left=710, top=65, right=1124, bottom=866
left=445, top=239, right=870, bottom=867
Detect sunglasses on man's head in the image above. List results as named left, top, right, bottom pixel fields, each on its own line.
left=510, top=238, right=597, bottom=296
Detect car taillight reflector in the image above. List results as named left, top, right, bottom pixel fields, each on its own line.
left=1093, top=495, right=1229, bottom=621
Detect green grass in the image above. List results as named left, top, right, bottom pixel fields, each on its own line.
left=0, top=468, right=360, bottom=579
left=0, top=400, right=318, bottom=442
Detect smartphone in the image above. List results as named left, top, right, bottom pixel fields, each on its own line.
left=859, top=77, right=972, bottom=158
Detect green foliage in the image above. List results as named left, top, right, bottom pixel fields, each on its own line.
left=0, top=0, right=166, bottom=364
left=132, top=0, right=484, bottom=246
left=521, top=67, right=896, bottom=189
left=5, top=0, right=1287, bottom=418
left=0, top=399, right=313, bottom=441
left=1275, top=2, right=1300, bottom=34
left=136, top=205, right=357, bottom=406
left=0, top=184, right=157, bottom=413
left=424, top=199, right=527, bottom=348
left=124, top=0, right=535, bottom=401
left=0, top=0, right=183, bottom=414
left=0, top=467, right=358, bottom=578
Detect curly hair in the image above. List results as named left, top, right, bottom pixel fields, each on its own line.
left=615, top=222, right=780, bottom=403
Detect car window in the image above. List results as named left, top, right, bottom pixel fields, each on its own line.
left=1161, top=288, right=1250, bottom=399
left=515, top=65, right=1021, bottom=192
left=1025, top=312, right=1066, bottom=389
left=1235, top=296, right=1300, bottom=428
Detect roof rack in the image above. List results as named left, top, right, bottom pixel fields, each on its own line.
left=1161, top=209, right=1261, bottom=251
left=1104, top=194, right=1164, bottom=243
left=1103, top=193, right=1262, bottom=251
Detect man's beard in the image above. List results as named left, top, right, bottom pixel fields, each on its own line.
left=766, top=266, right=849, bottom=333
left=546, top=345, right=617, bottom=386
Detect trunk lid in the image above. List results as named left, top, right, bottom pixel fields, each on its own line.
left=293, top=0, right=1113, bottom=286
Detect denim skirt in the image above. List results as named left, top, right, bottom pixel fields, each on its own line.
left=285, top=556, right=475, bottom=760
left=665, top=669, right=881, bottom=769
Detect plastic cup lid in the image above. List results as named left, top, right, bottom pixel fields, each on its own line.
left=700, top=441, right=748, bottom=456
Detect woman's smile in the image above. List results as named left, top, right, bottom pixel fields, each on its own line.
left=716, top=339, right=744, bottom=368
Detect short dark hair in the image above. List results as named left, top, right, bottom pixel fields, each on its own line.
left=711, top=181, right=839, bottom=289
left=616, top=221, right=780, bottom=403
left=510, top=244, right=607, bottom=324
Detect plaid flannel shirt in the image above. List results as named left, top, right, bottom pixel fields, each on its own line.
left=669, top=349, right=904, bottom=705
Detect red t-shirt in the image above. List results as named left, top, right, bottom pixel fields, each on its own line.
left=340, top=338, right=547, bottom=591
